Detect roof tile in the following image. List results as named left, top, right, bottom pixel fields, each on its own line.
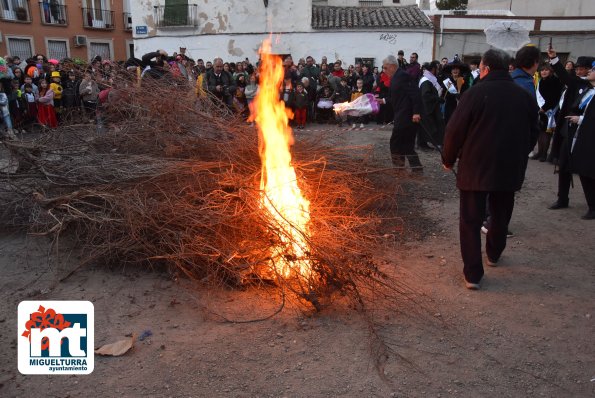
left=312, top=5, right=433, bottom=30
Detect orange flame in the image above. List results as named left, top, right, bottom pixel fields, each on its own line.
left=253, top=39, right=312, bottom=279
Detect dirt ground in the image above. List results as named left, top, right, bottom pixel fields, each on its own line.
left=0, top=124, right=594, bottom=397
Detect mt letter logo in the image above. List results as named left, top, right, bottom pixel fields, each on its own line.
left=18, top=301, right=94, bottom=374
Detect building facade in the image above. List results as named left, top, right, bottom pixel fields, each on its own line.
left=430, top=12, right=595, bottom=63
left=467, top=0, right=595, bottom=17
left=131, top=0, right=434, bottom=67
left=0, top=0, right=133, bottom=62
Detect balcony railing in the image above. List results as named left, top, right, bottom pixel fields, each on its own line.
left=82, top=7, right=115, bottom=29
left=39, top=2, right=67, bottom=25
left=359, top=0, right=384, bottom=6
left=154, top=4, right=198, bottom=27
left=0, top=0, right=31, bottom=22
left=123, top=12, right=132, bottom=30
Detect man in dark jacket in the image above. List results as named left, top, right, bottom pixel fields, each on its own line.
left=406, top=52, right=421, bottom=81
left=547, top=47, right=594, bottom=212
left=205, top=57, right=236, bottom=108
left=141, top=50, right=169, bottom=79
left=510, top=45, right=540, bottom=98
left=382, top=55, right=423, bottom=173
left=442, top=49, right=539, bottom=290
left=301, top=56, right=320, bottom=90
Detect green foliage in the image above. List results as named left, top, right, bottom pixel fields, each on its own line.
left=436, top=0, right=468, bottom=10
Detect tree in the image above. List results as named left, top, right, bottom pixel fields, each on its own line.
left=436, top=0, right=468, bottom=10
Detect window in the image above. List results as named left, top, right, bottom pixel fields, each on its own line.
left=1, top=0, right=31, bottom=22
left=46, top=39, right=69, bottom=60
left=40, top=0, right=67, bottom=25
left=164, top=0, right=188, bottom=26
left=83, top=0, right=114, bottom=29
left=6, top=36, right=33, bottom=60
left=89, top=41, right=112, bottom=61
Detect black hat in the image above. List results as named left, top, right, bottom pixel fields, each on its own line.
left=442, top=60, right=470, bottom=74
left=575, top=56, right=595, bottom=68
left=398, top=50, right=405, bottom=56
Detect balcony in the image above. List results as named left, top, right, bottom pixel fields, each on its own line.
left=359, top=0, right=383, bottom=6
left=1, top=0, right=31, bottom=23
left=82, top=7, right=115, bottom=29
left=39, top=2, right=67, bottom=26
left=154, top=4, right=198, bottom=28
left=123, top=12, right=132, bottom=30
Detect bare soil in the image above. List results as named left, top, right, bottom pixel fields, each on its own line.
left=0, top=124, right=594, bottom=397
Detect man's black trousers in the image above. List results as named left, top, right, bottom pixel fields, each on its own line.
left=390, top=125, right=422, bottom=169
left=459, top=190, right=515, bottom=284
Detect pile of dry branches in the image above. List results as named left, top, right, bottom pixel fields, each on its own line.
left=0, top=71, right=402, bottom=311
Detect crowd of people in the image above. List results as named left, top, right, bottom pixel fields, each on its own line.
left=0, top=48, right=485, bottom=138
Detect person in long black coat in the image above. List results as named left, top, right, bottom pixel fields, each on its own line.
left=381, top=55, right=423, bottom=172
left=532, top=64, right=562, bottom=161
left=419, top=61, right=445, bottom=148
left=442, top=49, right=539, bottom=289
left=547, top=48, right=594, bottom=210
left=567, top=65, right=595, bottom=219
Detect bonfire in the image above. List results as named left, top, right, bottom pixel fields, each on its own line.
left=0, top=41, right=403, bottom=313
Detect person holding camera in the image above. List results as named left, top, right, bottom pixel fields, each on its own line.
left=206, top=58, right=236, bottom=108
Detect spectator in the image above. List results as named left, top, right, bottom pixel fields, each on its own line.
left=8, top=79, right=25, bottom=133
left=0, top=84, right=17, bottom=139
left=293, top=82, right=309, bottom=130
left=397, top=50, right=408, bottom=69
left=349, top=78, right=367, bottom=129
left=316, top=86, right=334, bottom=123
left=564, top=60, right=575, bottom=76
left=23, top=83, right=38, bottom=129
left=406, top=52, right=421, bottom=81
left=13, top=68, right=24, bottom=85
left=301, top=56, right=320, bottom=90
left=62, top=70, right=81, bottom=122
left=79, top=70, right=99, bottom=123
left=245, top=74, right=259, bottom=122
left=205, top=57, right=236, bottom=108
left=331, top=62, right=344, bottom=78
left=141, top=50, right=169, bottom=79
left=360, top=64, right=375, bottom=94
left=37, top=79, right=58, bottom=128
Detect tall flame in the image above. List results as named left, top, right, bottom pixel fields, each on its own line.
left=253, top=39, right=312, bottom=279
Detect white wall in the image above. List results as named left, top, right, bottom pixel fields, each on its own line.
left=467, top=0, right=595, bottom=17
left=133, top=31, right=434, bottom=65
left=131, top=0, right=312, bottom=37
